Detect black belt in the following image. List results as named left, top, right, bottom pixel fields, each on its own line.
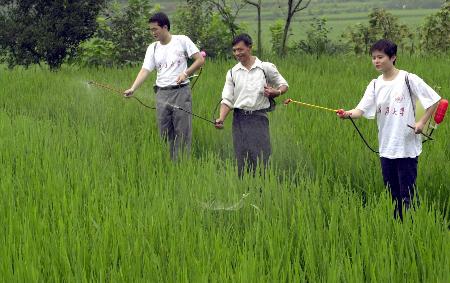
left=156, top=83, right=189, bottom=91
left=234, top=108, right=268, bottom=116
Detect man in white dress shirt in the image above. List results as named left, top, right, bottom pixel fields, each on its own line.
left=124, top=12, right=205, bottom=160
left=215, top=33, right=289, bottom=177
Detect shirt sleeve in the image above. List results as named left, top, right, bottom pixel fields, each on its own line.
left=182, top=35, right=200, bottom=58
left=356, top=79, right=377, bottom=119
left=221, top=70, right=235, bottom=108
left=263, top=62, right=289, bottom=88
left=407, top=73, right=441, bottom=109
left=142, top=43, right=156, bottom=71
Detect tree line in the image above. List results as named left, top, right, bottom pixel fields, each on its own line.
left=0, top=0, right=448, bottom=69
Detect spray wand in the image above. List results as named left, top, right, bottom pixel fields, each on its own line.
left=88, top=80, right=216, bottom=124
left=88, top=81, right=156, bottom=109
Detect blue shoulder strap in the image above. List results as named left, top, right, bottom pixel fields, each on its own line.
left=405, top=73, right=416, bottom=116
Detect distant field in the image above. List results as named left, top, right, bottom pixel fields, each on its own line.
left=157, top=1, right=440, bottom=50
left=243, top=8, right=439, bottom=50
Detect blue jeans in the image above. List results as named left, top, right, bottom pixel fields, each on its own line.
left=380, top=157, right=418, bottom=220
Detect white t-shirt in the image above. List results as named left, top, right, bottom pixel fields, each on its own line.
left=221, top=57, right=289, bottom=111
left=142, top=35, right=200, bottom=87
left=356, top=70, right=441, bottom=158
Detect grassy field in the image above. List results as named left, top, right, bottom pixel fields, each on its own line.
left=1, top=55, right=449, bottom=281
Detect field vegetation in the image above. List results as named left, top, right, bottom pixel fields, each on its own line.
left=1, top=55, right=449, bottom=281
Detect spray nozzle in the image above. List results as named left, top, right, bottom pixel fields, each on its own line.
left=283, top=99, right=293, bottom=105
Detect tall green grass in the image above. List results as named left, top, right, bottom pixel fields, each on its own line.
left=1, top=55, right=449, bottom=281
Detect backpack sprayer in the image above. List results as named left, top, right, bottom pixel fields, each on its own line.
left=421, top=99, right=448, bottom=142
left=283, top=98, right=448, bottom=153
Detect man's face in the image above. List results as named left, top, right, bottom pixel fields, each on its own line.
left=232, top=41, right=252, bottom=63
left=149, top=22, right=166, bottom=41
left=371, top=50, right=396, bottom=72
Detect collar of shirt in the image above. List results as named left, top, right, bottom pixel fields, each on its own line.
left=233, top=57, right=263, bottom=73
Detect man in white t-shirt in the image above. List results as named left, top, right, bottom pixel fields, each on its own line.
left=124, top=12, right=205, bottom=160
left=338, top=39, right=441, bottom=219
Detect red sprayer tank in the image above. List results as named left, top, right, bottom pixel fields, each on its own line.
left=434, top=99, right=448, bottom=124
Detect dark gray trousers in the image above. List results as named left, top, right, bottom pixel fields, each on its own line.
left=232, top=111, right=271, bottom=177
left=380, top=157, right=418, bottom=220
left=156, top=86, right=192, bottom=160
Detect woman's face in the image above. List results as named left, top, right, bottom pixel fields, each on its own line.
left=371, top=50, right=396, bottom=73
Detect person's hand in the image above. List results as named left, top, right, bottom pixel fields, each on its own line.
left=215, top=119, right=224, bottom=129
left=176, top=71, right=188, bottom=84
left=414, top=121, right=426, bottom=134
left=337, top=109, right=351, bottom=119
left=263, top=85, right=281, bottom=98
left=123, top=88, right=134, bottom=97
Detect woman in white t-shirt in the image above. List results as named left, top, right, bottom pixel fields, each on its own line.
left=338, top=39, right=441, bottom=220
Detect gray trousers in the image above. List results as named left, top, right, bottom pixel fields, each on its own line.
left=156, top=86, right=192, bottom=160
left=232, top=111, right=272, bottom=177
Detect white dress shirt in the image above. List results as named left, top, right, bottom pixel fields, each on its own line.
left=221, top=57, right=289, bottom=111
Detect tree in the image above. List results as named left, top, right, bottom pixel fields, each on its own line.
left=295, top=18, right=349, bottom=58
left=342, top=8, right=410, bottom=55
left=269, top=19, right=286, bottom=55
left=101, top=0, right=157, bottom=65
left=367, top=8, right=409, bottom=49
left=172, top=0, right=233, bottom=58
left=173, top=0, right=212, bottom=46
left=420, top=0, right=449, bottom=54
left=76, top=0, right=159, bottom=67
left=0, top=0, right=106, bottom=69
left=245, top=0, right=262, bottom=57
left=297, top=18, right=329, bottom=58
left=342, top=23, right=373, bottom=55
left=280, top=0, right=312, bottom=56
left=206, top=0, right=247, bottom=38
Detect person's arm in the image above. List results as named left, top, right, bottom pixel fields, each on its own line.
left=337, top=108, right=364, bottom=119
left=263, top=85, right=288, bottom=98
left=214, top=104, right=232, bottom=129
left=215, top=70, right=234, bottom=129
left=414, top=101, right=439, bottom=133
left=407, top=73, right=441, bottom=134
left=262, top=62, right=289, bottom=98
left=176, top=52, right=205, bottom=84
left=123, top=68, right=150, bottom=97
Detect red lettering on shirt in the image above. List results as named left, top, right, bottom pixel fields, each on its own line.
left=391, top=107, right=397, bottom=116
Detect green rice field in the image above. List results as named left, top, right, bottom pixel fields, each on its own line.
left=1, top=55, right=449, bottom=281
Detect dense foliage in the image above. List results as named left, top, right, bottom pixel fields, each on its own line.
left=0, top=0, right=448, bottom=67
left=0, top=0, right=106, bottom=69
left=76, top=0, right=159, bottom=67
left=419, top=0, right=449, bottom=54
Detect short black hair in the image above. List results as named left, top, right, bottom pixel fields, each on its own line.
left=370, top=39, right=397, bottom=64
left=149, top=12, right=170, bottom=31
left=232, top=33, right=252, bottom=47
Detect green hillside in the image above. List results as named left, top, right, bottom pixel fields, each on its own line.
left=156, top=0, right=441, bottom=45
